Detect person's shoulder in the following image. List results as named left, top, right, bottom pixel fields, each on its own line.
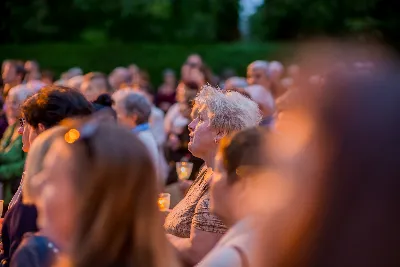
left=197, top=246, right=241, bottom=267
left=12, top=235, right=49, bottom=267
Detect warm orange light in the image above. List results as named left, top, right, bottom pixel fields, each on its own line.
left=64, top=129, right=80, bottom=144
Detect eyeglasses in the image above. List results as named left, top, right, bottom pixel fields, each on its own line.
left=19, top=118, right=26, bottom=128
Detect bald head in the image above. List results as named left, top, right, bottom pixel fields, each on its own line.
left=244, top=84, right=275, bottom=118
left=247, top=60, right=271, bottom=89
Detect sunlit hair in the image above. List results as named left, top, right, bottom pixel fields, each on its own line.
left=195, top=85, right=261, bottom=134
left=58, top=118, right=178, bottom=267
left=23, top=126, right=68, bottom=205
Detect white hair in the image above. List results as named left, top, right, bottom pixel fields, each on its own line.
left=8, top=84, right=38, bottom=103
left=195, top=85, right=261, bottom=134
left=224, top=77, right=248, bottom=89
left=244, top=85, right=275, bottom=116
left=112, top=89, right=152, bottom=123
left=248, top=60, right=269, bottom=74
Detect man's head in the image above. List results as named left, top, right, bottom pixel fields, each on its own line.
left=244, top=85, right=275, bottom=118
left=247, top=60, right=270, bottom=89
left=2, top=60, right=26, bottom=84
left=81, top=72, right=113, bottom=102
left=109, top=67, right=130, bottom=90
left=112, top=90, right=151, bottom=129
left=20, top=85, right=94, bottom=152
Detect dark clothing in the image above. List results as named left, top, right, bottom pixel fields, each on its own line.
left=0, top=196, right=38, bottom=267
left=0, top=114, right=8, bottom=139
left=11, top=234, right=55, bottom=267
left=165, top=126, right=204, bottom=185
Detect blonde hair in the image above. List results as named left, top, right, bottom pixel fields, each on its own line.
left=60, top=119, right=179, bottom=267
left=195, top=85, right=261, bottom=134
left=23, top=126, right=69, bottom=204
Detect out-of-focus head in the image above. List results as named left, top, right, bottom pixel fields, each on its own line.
left=34, top=118, right=175, bottom=266
left=188, top=85, right=261, bottom=160
left=81, top=72, right=113, bottom=102
left=176, top=81, right=199, bottom=103
left=109, top=67, right=130, bottom=90
left=21, top=85, right=93, bottom=152
left=23, top=126, right=68, bottom=206
left=186, top=54, right=203, bottom=68
left=112, top=90, right=151, bottom=128
left=268, top=61, right=284, bottom=80
left=163, top=69, right=176, bottom=85
left=211, top=127, right=270, bottom=225
left=41, top=70, right=55, bottom=85
left=24, top=60, right=39, bottom=73
left=6, top=85, right=36, bottom=122
left=244, top=84, right=275, bottom=118
left=67, top=75, right=84, bottom=90
left=67, top=67, right=83, bottom=79
left=2, top=60, right=26, bottom=84
left=247, top=60, right=270, bottom=88
left=224, top=77, right=248, bottom=90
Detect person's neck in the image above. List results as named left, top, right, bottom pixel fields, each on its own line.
left=203, top=150, right=217, bottom=170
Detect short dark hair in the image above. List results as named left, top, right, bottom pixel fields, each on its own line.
left=219, top=127, right=269, bottom=184
left=22, top=85, right=94, bottom=129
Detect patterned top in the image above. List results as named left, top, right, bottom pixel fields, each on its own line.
left=164, top=167, right=227, bottom=238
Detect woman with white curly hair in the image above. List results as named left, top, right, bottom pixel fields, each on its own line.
left=164, top=85, right=261, bottom=266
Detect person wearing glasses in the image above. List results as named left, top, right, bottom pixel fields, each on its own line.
left=0, top=85, right=93, bottom=267
left=0, top=85, right=37, bottom=207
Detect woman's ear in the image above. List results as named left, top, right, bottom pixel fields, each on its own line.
left=37, top=123, right=46, bottom=134
left=214, top=132, right=225, bottom=144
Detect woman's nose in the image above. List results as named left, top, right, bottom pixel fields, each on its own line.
left=18, top=126, right=24, bottom=135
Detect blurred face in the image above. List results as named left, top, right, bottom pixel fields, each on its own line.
left=247, top=67, right=269, bottom=88
left=176, top=82, right=186, bottom=103
left=186, top=55, right=203, bottom=68
left=210, top=151, right=236, bottom=224
left=5, top=94, right=21, bottom=120
left=113, top=100, right=135, bottom=128
left=188, top=105, right=218, bottom=159
left=2, top=62, right=16, bottom=83
left=81, top=78, right=108, bottom=102
left=21, top=121, right=39, bottom=153
left=35, top=139, right=77, bottom=251
left=164, top=73, right=175, bottom=85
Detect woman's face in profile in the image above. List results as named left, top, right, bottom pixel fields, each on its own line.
left=36, top=139, right=77, bottom=251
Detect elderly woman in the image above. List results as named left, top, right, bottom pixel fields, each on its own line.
left=164, top=85, right=261, bottom=266
left=0, top=85, right=35, bottom=205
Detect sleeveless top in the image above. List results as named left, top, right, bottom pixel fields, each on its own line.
left=164, top=167, right=227, bottom=238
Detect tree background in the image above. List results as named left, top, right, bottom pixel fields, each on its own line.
left=1, top=0, right=398, bottom=84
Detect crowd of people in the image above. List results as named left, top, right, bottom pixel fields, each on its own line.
left=0, top=49, right=398, bottom=267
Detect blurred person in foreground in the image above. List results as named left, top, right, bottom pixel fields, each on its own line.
left=198, top=127, right=276, bottom=267
left=112, top=90, right=163, bottom=184
left=156, top=69, right=177, bottom=113
left=17, top=118, right=179, bottom=267
left=11, top=126, right=68, bottom=267
left=256, top=57, right=400, bottom=267
left=0, top=86, right=93, bottom=267
left=164, top=85, right=261, bottom=266
left=244, top=85, right=275, bottom=127
left=2, top=61, right=26, bottom=98
left=0, top=85, right=36, bottom=206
